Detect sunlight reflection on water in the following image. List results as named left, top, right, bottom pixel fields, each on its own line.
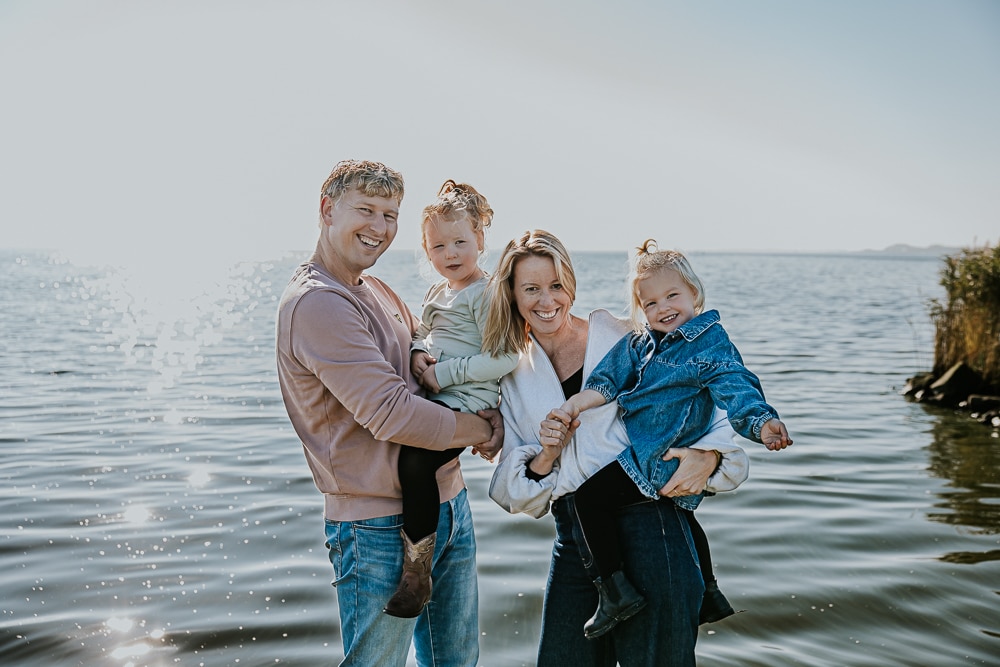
left=64, top=253, right=271, bottom=394
left=188, top=469, right=212, bottom=488
left=121, top=506, right=151, bottom=525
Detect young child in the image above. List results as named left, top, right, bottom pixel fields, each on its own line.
left=551, top=239, right=793, bottom=639
left=383, top=180, right=520, bottom=618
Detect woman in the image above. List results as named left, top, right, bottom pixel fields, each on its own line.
left=484, top=230, right=749, bottom=667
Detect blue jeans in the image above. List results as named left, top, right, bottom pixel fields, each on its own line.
left=537, top=495, right=702, bottom=667
left=324, top=488, right=479, bottom=667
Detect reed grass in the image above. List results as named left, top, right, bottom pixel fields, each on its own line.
left=929, top=243, right=1000, bottom=390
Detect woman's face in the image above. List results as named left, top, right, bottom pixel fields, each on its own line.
left=511, top=254, right=573, bottom=337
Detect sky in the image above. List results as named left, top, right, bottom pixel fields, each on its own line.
left=1, top=0, right=998, bottom=267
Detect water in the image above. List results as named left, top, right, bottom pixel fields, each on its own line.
left=2, top=248, right=998, bottom=666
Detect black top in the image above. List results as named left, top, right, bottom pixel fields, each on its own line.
left=560, top=366, right=583, bottom=398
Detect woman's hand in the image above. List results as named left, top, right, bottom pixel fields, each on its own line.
left=538, top=407, right=579, bottom=449
left=658, top=448, right=718, bottom=498
left=530, top=408, right=578, bottom=476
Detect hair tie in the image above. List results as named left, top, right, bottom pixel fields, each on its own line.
left=637, top=238, right=658, bottom=255
left=437, top=179, right=458, bottom=197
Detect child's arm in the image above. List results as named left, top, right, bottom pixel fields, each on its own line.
left=543, top=333, right=634, bottom=442
left=431, top=351, right=519, bottom=391
left=545, top=389, right=608, bottom=439
left=536, top=388, right=606, bottom=468
left=410, top=293, right=437, bottom=390
left=759, top=418, right=792, bottom=451
left=560, top=389, right=608, bottom=421
left=410, top=282, right=442, bottom=390
left=420, top=364, right=442, bottom=394
left=410, top=350, right=438, bottom=391
left=411, top=349, right=436, bottom=377
left=699, top=340, right=792, bottom=448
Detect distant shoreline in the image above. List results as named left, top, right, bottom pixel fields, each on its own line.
left=0, top=244, right=964, bottom=260
left=391, top=244, right=962, bottom=257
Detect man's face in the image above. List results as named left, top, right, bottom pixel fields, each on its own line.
left=321, top=188, right=399, bottom=282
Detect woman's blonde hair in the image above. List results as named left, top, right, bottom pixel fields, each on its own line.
left=482, top=229, right=577, bottom=356
left=628, top=239, right=705, bottom=332
left=420, top=180, right=493, bottom=251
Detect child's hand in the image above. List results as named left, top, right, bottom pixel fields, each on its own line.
left=411, top=351, right=436, bottom=378
left=559, top=400, right=582, bottom=421
left=760, top=418, right=793, bottom=451
left=420, top=365, right=442, bottom=394
left=538, top=407, right=579, bottom=449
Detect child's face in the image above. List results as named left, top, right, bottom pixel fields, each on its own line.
left=637, top=268, right=698, bottom=334
left=423, top=214, right=484, bottom=291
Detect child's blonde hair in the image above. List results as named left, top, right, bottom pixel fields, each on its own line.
left=420, top=180, right=494, bottom=251
left=628, top=239, right=705, bottom=332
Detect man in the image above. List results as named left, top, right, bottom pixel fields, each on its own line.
left=276, top=159, right=500, bottom=666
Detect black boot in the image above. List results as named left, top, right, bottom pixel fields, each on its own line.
left=699, top=580, right=735, bottom=624
left=583, top=570, right=647, bottom=639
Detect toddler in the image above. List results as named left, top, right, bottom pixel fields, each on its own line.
left=552, top=239, right=792, bottom=638
left=383, top=180, right=519, bottom=618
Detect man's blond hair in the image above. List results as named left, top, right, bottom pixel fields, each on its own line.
left=320, top=159, right=405, bottom=205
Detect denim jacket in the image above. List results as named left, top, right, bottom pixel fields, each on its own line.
left=585, top=309, right=778, bottom=509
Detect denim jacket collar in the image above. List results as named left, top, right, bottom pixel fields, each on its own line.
left=653, top=309, right=721, bottom=344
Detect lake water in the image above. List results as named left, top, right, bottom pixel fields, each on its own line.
left=2, top=248, right=998, bottom=666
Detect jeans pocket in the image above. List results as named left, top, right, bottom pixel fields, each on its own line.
left=324, top=519, right=346, bottom=587
left=325, top=516, right=404, bottom=588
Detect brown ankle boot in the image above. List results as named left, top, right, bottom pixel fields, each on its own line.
left=383, top=531, right=436, bottom=618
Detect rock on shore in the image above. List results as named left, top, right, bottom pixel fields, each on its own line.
left=903, top=362, right=1000, bottom=429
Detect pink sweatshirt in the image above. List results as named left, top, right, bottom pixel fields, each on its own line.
left=276, top=260, right=461, bottom=521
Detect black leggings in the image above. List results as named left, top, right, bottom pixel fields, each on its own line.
left=573, top=460, right=716, bottom=584
left=398, top=444, right=464, bottom=541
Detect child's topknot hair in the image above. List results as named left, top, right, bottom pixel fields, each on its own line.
left=421, top=180, right=494, bottom=236
left=627, top=239, right=705, bottom=332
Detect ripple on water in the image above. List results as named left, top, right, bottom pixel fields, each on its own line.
left=2, top=251, right=998, bottom=666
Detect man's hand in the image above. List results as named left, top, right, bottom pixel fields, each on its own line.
left=472, top=408, right=504, bottom=462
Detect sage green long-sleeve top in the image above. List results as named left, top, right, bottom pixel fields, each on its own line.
left=412, top=276, right=519, bottom=413
left=276, top=260, right=462, bottom=522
